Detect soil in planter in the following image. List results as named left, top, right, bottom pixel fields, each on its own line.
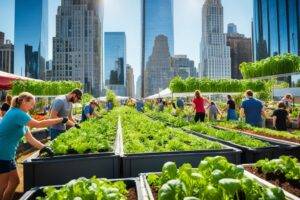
left=150, top=186, right=159, bottom=200
left=244, top=165, right=300, bottom=197
left=126, top=187, right=138, bottom=200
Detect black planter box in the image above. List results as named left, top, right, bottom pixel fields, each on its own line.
left=119, top=117, right=242, bottom=178
left=184, top=127, right=297, bottom=163
left=121, top=147, right=241, bottom=178
left=23, top=152, right=120, bottom=191
left=20, top=178, right=143, bottom=200
left=23, top=125, right=121, bottom=191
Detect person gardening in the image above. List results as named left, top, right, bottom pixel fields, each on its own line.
left=192, top=90, right=210, bottom=122
left=272, top=101, right=290, bottom=131
left=240, top=90, right=266, bottom=127
left=281, top=93, right=293, bottom=113
left=49, top=89, right=82, bottom=140
left=0, top=92, right=70, bottom=200
left=225, top=95, right=237, bottom=120
left=207, top=101, right=222, bottom=121
left=81, top=99, right=99, bottom=122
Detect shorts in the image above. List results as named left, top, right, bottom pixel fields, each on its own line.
left=0, top=160, right=16, bottom=174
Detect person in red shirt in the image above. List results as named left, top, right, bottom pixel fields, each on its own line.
left=192, top=90, right=210, bottom=122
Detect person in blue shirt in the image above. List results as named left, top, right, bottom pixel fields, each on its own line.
left=176, top=98, right=184, bottom=109
left=240, top=90, right=266, bottom=127
left=0, top=92, right=71, bottom=200
left=136, top=99, right=144, bottom=112
left=81, top=99, right=99, bottom=122
left=106, top=101, right=113, bottom=111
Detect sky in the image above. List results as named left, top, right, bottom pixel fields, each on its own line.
left=0, top=0, right=253, bottom=84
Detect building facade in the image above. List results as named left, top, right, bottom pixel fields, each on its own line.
left=14, top=0, right=48, bottom=79
left=0, top=32, right=4, bottom=45
left=171, top=55, right=196, bottom=79
left=141, top=0, right=174, bottom=97
left=104, top=32, right=126, bottom=96
left=136, top=75, right=142, bottom=98
left=227, top=36, right=252, bottom=79
left=52, top=0, right=104, bottom=96
left=0, top=32, right=14, bottom=73
left=126, top=64, right=135, bottom=98
left=145, top=35, right=172, bottom=97
left=253, top=0, right=300, bottom=61
left=199, top=0, right=231, bottom=79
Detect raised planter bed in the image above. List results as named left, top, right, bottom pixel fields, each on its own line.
left=23, top=125, right=120, bottom=191
left=139, top=158, right=290, bottom=200
left=119, top=123, right=241, bottom=177
left=183, top=128, right=286, bottom=163
left=20, top=178, right=143, bottom=200
left=243, top=164, right=299, bottom=200
left=121, top=148, right=241, bottom=178
left=23, top=152, right=120, bottom=191
left=213, top=126, right=300, bottom=160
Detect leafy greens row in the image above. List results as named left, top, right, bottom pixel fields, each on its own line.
left=119, top=107, right=223, bottom=153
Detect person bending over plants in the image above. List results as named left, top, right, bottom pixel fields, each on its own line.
left=0, top=92, right=72, bottom=200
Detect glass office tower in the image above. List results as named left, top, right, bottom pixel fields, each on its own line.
left=253, top=0, right=300, bottom=86
left=253, top=0, right=300, bottom=61
left=14, top=0, right=48, bottom=79
left=141, top=0, right=174, bottom=97
left=104, top=32, right=126, bottom=96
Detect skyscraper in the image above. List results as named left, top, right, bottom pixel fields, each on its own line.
left=136, top=75, right=142, bottom=98
left=0, top=32, right=4, bottom=45
left=199, top=0, right=231, bottom=79
left=171, top=55, right=196, bottom=79
left=227, top=35, right=252, bottom=79
left=227, top=23, right=237, bottom=35
left=141, top=0, right=174, bottom=97
left=145, top=35, right=172, bottom=97
left=126, top=64, right=135, bottom=98
left=104, top=32, right=126, bottom=96
left=253, top=0, right=300, bottom=61
left=227, top=23, right=244, bottom=37
left=52, top=0, right=104, bottom=96
left=14, top=0, right=48, bottom=79
left=0, top=32, right=14, bottom=73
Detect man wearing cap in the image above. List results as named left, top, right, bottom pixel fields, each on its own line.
left=81, top=99, right=99, bottom=122
left=49, top=88, right=82, bottom=140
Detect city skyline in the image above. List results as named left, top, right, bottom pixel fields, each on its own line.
left=0, top=0, right=253, bottom=85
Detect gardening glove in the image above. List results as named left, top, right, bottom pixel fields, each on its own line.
left=74, top=123, right=81, bottom=129
left=62, top=117, right=68, bottom=124
left=39, top=146, right=54, bottom=157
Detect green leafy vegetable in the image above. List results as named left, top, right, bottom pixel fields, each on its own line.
left=36, top=177, right=128, bottom=200
left=187, top=123, right=270, bottom=148
left=255, top=156, right=300, bottom=181
left=147, top=156, right=285, bottom=200
left=119, top=107, right=223, bottom=153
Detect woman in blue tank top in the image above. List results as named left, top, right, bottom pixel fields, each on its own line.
left=0, top=92, right=69, bottom=200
